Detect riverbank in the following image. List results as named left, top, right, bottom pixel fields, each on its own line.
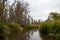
left=39, top=20, right=60, bottom=40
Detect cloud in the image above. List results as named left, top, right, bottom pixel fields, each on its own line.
left=24, top=0, right=60, bottom=21
left=9, top=0, right=60, bottom=21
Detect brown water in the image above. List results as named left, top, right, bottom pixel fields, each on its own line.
left=24, top=30, right=60, bottom=40
left=8, top=29, right=60, bottom=40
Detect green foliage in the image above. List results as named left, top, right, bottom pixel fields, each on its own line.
left=0, top=22, right=10, bottom=36
left=24, top=24, right=32, bottom=30
left=0, top=3, right=3, bottom=16
left=49, top=12, right=60, bottom=20
left=0, top=22, right=22, bottom=37
left=39, top=21, right=60, bottom=35
left=39, top=21, right=52, bottom=34
left=8, top=22, right=21, bottom=32
left=50, top=21, right=60, bottom=34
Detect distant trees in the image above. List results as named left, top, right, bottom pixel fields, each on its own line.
left=0, top=0, right=3, bottom=20
left=0, top=0, right=33, bottom=40
left=0, top=0, right=9, bottom=22
left=0, top=0, right=36, bottom=25
left=39, top=12, right=60, bottom=39
left=47, top=12, right=60, bottom=21
left=13, top=0, right=30, bottom=25
left=0, top=0, right=32, bottom=25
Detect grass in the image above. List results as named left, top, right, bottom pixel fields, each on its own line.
left=39, top=21, right=60, bottom=36
left=0, top=21, right=23, bottom=40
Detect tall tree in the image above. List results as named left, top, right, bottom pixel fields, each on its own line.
left=48, top=12, right=60, bottom=20
left=0, top=2, right=3, bottom=20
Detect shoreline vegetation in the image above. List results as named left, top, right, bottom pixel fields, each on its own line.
left=39, top=12, right=60, bottom=40
left=0, top=20, right=39, bottom=40
left=0, top=0, right=60, bottom=40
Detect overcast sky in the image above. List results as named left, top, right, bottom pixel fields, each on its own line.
left=9, top=0, right=60, bottom=21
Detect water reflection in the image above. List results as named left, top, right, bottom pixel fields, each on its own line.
left=8, top=29, right=60, bottom=40
left=26, top=30, right=42, bottom=40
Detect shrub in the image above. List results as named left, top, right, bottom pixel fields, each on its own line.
left=39, top=22, right=51, bottom=34
left=0, top=22, right=10, bottom=40
left=8, top=22, right=21, bottom=32
left=39, top=20, right=60, bottom=35
left=0, top=21, right=23, bottom=40
left=50, top=21, right=60, bottom=34
left=24, top=24, right=32, bottom=30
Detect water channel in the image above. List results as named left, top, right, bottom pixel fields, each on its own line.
left=25, top=29, right=42, bottom=40
left=9, top=29, right=58, bottom=40
left=24, top=29, right=57, bottom=40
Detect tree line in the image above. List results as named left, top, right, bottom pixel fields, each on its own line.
left=0, top=0, right=33, bottom=25
left=39, top=12, right=60, bottom=40
left=0, top=0, right=33, bottom=40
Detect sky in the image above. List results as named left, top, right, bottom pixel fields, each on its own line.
left=9, top=0, right=60, bottom=21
